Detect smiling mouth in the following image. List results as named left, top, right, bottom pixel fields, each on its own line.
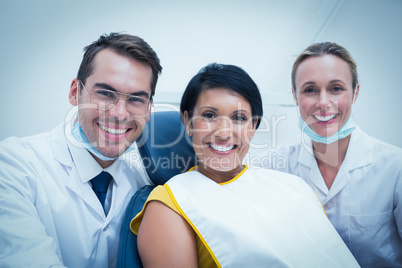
left=313, top=114, right=337, bottom=122
left=209, top=143, right=236, bottom=152
left=99, top=124, right=129, bottom=135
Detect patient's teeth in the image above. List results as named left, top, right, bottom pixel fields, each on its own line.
left=209, top=143, right=235, bottom=152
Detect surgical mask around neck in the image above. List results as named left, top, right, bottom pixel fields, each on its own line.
left=71, top=121, right=117, bottom=161
left=298, top=116, right=356, bottom=145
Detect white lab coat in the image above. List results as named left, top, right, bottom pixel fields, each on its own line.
left=256, top=127, right=402, bottom=267
left=0, top=121, right=152, bottom=268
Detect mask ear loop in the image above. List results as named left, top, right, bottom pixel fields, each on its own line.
left=76, top=81, right=80, bottom=125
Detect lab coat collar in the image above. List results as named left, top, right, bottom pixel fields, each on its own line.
left=297, top=127, right=373, bottom=202
left=341, top=127, right=373, bottom=171
left=297, top=137, right=330, bottom=195
left=50, top=116, right=134, bottom=220
left=50, top=122, right=74, bottom=168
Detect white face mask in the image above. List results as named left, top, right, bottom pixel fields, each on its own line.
left=298, top=116, right=356, bottom=144
left=297, top=88, right=357, bottom=144
left=71, top=121, right=117, bottom=161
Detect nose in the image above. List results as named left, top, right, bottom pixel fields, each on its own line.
left=109, top=98, right=130, bottom=118
left=213, top=116, right=233, bottom=140
left=316, top=90, right=332, bottom=110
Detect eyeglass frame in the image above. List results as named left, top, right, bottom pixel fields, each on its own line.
left=78, top=80, right=152, bottom=117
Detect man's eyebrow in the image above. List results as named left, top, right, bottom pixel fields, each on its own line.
left=93, top=83, right=150, bottom=98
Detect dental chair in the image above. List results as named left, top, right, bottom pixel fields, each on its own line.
left=117, top=111, right=197, bottom=268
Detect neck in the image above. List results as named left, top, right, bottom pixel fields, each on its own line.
left=312, top=135, right=351, bottom=189
left=90, top=152, right=115, bottom=168
left=198, top=164, right=244, bottom=184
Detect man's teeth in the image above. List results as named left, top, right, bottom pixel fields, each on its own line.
left=99, top=124, right=128, bottom=135
left=314, top=114, right=337, bottom=122
left=210, top=143, right=235, bottom=152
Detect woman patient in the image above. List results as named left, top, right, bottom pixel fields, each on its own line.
left=130, top=63, right=359, bottom=267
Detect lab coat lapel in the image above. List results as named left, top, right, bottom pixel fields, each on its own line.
left=104, top=165, right=132, bottom=225
left=326, top=128, right=373, bottom=201
left=51, top=123, right=74, bottom=168
left=340, top=127, right=373, bottom=172
left=297, top=138, right=329, bottom=196
left=51, top=122, right=107, bottom=218
left=66, top=168, right=106, bottom=219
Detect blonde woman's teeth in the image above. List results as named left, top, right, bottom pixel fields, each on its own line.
left=314, top=114, right=337, bottom=122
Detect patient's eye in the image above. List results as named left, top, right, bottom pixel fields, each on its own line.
left=233, top=113, right=248, bottom=123
left=202, top=112, right=216, bottom=119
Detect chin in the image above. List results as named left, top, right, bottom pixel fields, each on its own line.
left=99, top=147, right=124, bottom=159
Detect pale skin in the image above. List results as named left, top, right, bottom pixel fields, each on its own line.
left=137, top=88, right=256, bottom=267
left=293, top=54, right=359, bottom=189
left=68, top=49, right=153, bottom=168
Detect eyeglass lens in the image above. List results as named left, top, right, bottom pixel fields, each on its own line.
left=91, top=89, right=150, bottom=116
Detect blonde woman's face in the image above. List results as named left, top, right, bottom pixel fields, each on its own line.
left=294, top=55, right=357, bottom=137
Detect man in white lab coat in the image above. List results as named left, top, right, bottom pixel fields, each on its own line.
left=0, top=32, right=162, bottom=267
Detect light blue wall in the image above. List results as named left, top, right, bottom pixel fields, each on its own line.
left=1, top=0, right=401, bottom=149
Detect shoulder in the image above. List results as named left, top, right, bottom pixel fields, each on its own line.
left=131, top=185, right=178, bottom=234
left=136, top=196, right=198, bottom=267
left=247, top=167, right=313, bottom=194
left=0, top=123, right=67, bottom=159
left=0, top=131, right=54, bottom=165
left=166, top=170, right=198, bottom=185
left=355, top=128, right=402, bottom=165
left=248, top=166, right=305, bottom=182
left=0, top=124, right=68, bottom=184
left=252, top=143, right=302, bottom=171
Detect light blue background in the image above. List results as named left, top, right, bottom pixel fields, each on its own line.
left=1, top=0, right=401, bottom=151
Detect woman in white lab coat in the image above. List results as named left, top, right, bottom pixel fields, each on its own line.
left=258, top=42, right=402, bottom=267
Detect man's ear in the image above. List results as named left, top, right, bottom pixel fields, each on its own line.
left=69, top=79, right=79, bottom=106
left=183, top=111, right=192, bottom=136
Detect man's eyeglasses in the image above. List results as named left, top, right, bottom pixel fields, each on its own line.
left=78, top=80, right=151, bottom=117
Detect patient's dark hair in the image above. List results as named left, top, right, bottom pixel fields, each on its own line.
left=180, top=63, right=263, bottom=129
left=77, top=32, right=162, bottom=98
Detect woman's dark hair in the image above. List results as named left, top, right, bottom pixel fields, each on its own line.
left=180, top=63, right=263, bottom=129
left=77, top=32, right=162, bottom=98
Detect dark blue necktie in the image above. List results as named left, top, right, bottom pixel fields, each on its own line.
left=91, top=171, right=112, bottom=211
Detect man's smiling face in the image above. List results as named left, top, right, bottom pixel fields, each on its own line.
left=69, top=49, right=153, bottom=163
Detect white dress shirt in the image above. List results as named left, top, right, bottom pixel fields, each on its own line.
left=256, top=127, right=402, bottom=267
left=0, top=120, right=152, bottom=268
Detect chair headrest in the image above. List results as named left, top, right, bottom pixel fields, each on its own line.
left=136, top=111, right=197, bottom=185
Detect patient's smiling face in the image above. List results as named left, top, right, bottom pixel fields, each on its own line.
left=185, top=88, right=256, bottom=183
